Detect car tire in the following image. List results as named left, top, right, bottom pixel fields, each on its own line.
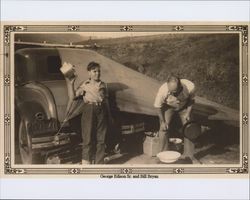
left=19, top=120, right=42, bottom=164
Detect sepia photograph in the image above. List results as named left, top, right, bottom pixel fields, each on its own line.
left=1, top=0, right=249, bottom=199
left=1, top=23, right=248, bottom=176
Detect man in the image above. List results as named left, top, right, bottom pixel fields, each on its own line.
left=65, top=61, right=112, bottom=164
left=154, top=74, right=197, bottom=162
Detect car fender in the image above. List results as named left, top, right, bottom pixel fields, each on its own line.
left=15, top=81, right=59, bottom=136
left=15, top=81, right=58, bottom=120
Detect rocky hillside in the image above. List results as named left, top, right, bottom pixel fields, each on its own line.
left=79, top=34, right=239, bottom=109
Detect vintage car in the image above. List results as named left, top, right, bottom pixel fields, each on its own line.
left=14, top=43, right=239, bottom=164
left=14, top=45, right=150, bottom=164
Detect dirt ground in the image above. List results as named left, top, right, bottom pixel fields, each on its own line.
left=15, top=122, right=240, bottom=165
left=111, top=143, right=239, bottom=165
left=109, top=123, right=240, bottom=165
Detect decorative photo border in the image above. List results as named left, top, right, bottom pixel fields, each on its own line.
left=1, top=23, right=249, bottom=176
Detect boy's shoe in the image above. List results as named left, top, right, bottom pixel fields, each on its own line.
left=82, top=160, right=91, bottom=165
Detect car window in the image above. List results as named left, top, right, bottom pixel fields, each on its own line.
left=36, top=55, right=65, bottom=81
left=47, top=56, right=62, bottom=74
left=15, top=49, right=65, bottom=82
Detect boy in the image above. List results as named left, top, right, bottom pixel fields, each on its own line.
left=65, top=61, right=112, bottom=164
left=154, top=75, right=197, bottom=163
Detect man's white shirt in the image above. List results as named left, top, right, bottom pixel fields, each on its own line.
left=154, top=79, right=195, bottom=108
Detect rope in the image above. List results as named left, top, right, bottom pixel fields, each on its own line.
left=55, top=98, right=82, bottom=136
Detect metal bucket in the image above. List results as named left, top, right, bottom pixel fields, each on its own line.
left=169, top=138, right=183, bottom=153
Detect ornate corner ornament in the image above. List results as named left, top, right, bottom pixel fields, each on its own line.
left=173, top=168, right=184, bottom=174
left=68, top=25, right=80, bottom=31
left=4, top=26, right=27, bottom=44
left=120, top=25, right=133, bottom=31
left=227, top=25, right=248, bottom=46
left=226, top=153, right=248, bottom=173
left=5, top=155, right=25, bottom=174
left=243, top=113, right=248, bottom=125
left=173, top=25, right=184, bottom=31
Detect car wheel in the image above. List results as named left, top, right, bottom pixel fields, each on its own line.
left=19, top=120, right=33, bottom=164
left=19, top=121, right=41, bottom=164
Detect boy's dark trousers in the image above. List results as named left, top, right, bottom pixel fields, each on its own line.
left=81, top=103, right=108, bottom=164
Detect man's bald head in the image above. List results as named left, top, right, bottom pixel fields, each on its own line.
left=167, top=75, right=181, bottom=93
